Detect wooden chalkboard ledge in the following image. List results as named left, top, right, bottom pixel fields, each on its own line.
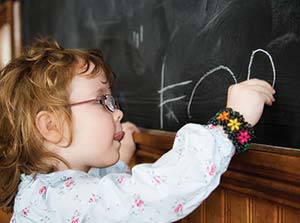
left=133, top=128, right=300, bottom=216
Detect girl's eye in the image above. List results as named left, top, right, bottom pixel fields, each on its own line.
left=95, top=100, right=105, bottom=109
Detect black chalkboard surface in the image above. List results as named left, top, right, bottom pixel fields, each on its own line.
left=22, top=0, right=300, bottom=149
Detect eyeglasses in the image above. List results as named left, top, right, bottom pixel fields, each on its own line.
left=70, top=94, right=119, bottom=112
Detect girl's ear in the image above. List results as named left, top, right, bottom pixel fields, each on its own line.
left=35, top=111, right=62, bottom=143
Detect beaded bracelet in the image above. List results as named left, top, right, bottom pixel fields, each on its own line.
left=208, top=108, right=255, bottom=154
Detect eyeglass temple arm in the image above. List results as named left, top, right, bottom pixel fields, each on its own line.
left=70, top=99, right=99, bottom=106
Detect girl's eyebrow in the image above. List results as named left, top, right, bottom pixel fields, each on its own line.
left=95, top=88, right=104, bottom=95
left=95, top=87, right=110, bottom=96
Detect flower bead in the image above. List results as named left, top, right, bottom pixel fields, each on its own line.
left=217, top=111, right=229, bottom=121
left=237, top=130, right=250, bottom=144
left=227, top=118, right=241, bottom=131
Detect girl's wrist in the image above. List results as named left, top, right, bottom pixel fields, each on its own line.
left=208, top=108, right=255, bottom=154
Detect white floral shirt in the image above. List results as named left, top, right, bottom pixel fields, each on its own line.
left=11, top=123, right=234, bottom=223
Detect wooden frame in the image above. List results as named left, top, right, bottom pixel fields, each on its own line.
left=0, top=0, right=21, bottom=68
left=0, top=1, right=21, bottom=221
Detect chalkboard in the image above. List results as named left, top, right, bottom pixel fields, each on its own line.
left=21, top=0, right=300, bottom=149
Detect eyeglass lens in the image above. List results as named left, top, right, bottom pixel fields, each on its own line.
left=105, top=95, right=116, bottom=112
left=98, top=95, right=118, bottom=112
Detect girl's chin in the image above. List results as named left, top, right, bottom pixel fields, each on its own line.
left=100, top=153, right=120, bottom=168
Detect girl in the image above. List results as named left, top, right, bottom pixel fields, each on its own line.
left=0, top=39, right=275, bottom=222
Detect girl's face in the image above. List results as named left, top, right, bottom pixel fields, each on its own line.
left=63, top=64, right=123, bottom=172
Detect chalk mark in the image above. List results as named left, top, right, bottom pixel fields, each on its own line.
left=187, top=65, right=237, bottom=119
left=159, top=95, right=187, bottom=107
left=158, top=80, right=193, bottom=93
left=159, top=56, right=192, bottom=128
left=166, top=109, right=180, bottom=124
left=160, top=48, right=276, bottom=128
left=247, top=49, right=276, bottom=88
left=160, top=55, right=166, bottom=129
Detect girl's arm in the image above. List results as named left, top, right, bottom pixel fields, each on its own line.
left=86, top=123, right=234, bottom=222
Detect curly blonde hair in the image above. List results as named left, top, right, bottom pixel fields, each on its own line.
left=0, top=38, right=116, bottom=212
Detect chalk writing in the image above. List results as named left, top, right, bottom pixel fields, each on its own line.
left=158, top=49, right=277, bottom=128
left=247, top=49, right=276, bottom=88
left=187, top=65, right=237, bottom=119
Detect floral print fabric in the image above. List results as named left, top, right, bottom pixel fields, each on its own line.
left=11, top=124, right=234, bottom=223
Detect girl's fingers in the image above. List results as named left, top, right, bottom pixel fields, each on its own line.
left=242, top=78, right=276, bottom=94
left=248, top=85, right=276, bottom=102
left=122, top=122, right=141, bottom=133
left=240, top=79, right=276, bottom=105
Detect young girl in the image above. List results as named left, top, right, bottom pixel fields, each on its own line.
left=0, top=39, right=275, bottom=223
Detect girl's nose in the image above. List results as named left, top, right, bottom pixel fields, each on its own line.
left=113, top=109, right=123, bottom=122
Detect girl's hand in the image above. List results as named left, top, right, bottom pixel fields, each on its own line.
left=119, top=122, right=140, bottom=165
left=226, top=78, right=276, bottom=126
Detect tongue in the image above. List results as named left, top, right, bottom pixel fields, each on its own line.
left=113, top=131, right=125, bottom=141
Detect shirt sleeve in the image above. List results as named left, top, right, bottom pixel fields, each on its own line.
left=88, top=160, right=130, bottom=178
left=10, top=123, right=235, bottom=223
left=85, top=123, right=235, bottom=222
